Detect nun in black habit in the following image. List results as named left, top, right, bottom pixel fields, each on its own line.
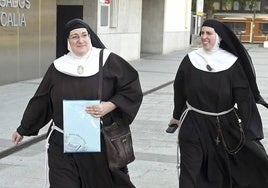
left=12, top=18, right=143, bottom=188
left=168, top=19, right=268, bottom=188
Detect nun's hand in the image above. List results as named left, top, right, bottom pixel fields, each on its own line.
left=12, top=131, right=24, bottom=145
left=168, top=118, right=180, bottom=127
left=86, top=101, right=117, bottom=118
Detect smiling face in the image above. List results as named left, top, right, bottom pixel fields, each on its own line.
left=200, top=26, right=217, bottom=51
left=68, top=28, right=91, bottom=56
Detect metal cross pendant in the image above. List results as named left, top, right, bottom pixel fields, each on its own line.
left=215, top=136, right=220, bottom=145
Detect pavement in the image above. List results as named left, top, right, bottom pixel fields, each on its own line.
left=0, top=44, right=268, bottom=188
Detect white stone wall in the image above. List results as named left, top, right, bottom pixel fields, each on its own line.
left=163, top=0, right=192, bottom=53
left=141, top=0, right=192, bottom=54
left=98, top=0, right=142, bottom=60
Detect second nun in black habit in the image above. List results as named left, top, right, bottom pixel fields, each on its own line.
left=168, top=19, right=268, bottom=188
left=12, top=18, right=143, bottom=188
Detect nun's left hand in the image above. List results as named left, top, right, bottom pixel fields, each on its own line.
left=86, top=101, right=117, bottom=118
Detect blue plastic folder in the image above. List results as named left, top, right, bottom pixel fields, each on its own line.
left=63, top=100, right=101, bottom=153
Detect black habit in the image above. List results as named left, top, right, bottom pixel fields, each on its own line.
left=174, top=55, right=268, bottom=188
left=17, top=52, right=143, bottom=188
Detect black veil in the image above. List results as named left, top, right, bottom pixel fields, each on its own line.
left=202, top=19, right=268, bottom=108
left=63, top=18, right=106, bottom=55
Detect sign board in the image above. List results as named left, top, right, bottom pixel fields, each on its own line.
left=100, top=0, right=110, bottom=4
left=196, top=0, right=204, bottom=16
left=0, top=0, right=31, bottom=27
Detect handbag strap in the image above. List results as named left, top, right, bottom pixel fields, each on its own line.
left=98, top=49, right=104, bottom=100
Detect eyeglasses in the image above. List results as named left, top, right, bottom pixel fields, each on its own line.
left=69, top=33, right=90, bottom=41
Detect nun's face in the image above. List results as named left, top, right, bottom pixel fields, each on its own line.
left=68, top=28, right=91, bottom=56
left=200, top=26, right=217, bottom=51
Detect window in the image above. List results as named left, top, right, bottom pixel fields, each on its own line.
left=233, top=1, right=239, bottom=10
left=245, top=1, right=261, bottom=11
left=99, top=0, right=119, bottom=28
left=259, top=23, right=268, bottom=36
left=223, top=22, right=246, bottom=35
left=100, top=5, right=109, bottom=27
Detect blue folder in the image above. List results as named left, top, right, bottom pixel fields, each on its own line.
left=63, top=100, right=101, bottom=153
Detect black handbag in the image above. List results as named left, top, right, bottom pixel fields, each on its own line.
left=102, top=122, right=135, bottom=171
left=98, top=49, right=135, bottom=171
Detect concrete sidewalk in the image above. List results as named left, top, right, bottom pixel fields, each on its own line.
left=0, top=45, right=268, bottom=188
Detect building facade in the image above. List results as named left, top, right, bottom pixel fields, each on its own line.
left=213, top=0, right=268, bottom=43
left=0, top=0, right=191, bottom=85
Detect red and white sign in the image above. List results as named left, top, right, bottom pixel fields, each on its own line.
left=100, top=0, right=110, bottom=4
